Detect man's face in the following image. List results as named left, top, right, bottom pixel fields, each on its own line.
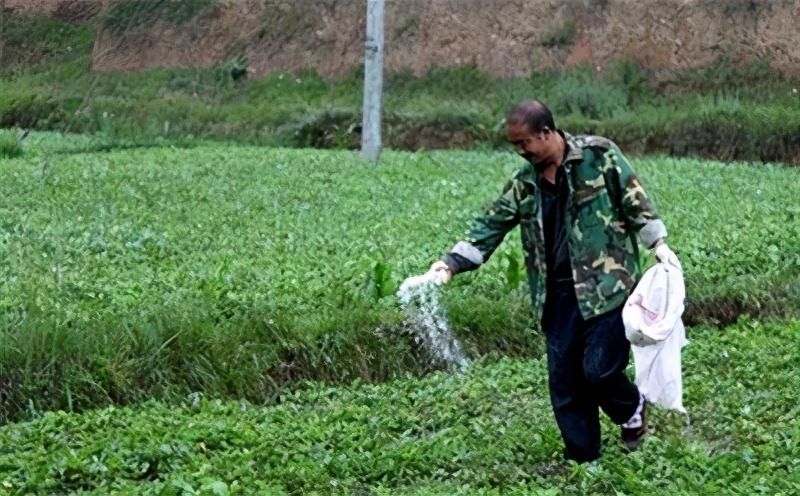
left=507, top=123, right=553, bottom=168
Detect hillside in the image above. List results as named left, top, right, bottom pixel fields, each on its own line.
left=5, top=0, right=800, bottom=78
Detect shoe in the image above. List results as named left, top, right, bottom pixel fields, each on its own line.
left=621, top=399, right=647, bottom=451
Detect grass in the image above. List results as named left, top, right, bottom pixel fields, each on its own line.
left=1, top=140, right=798, bottom=423
left=1, top=319, right=798, bottom=494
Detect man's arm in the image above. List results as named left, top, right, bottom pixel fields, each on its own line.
left=603, top=145, right=666, bottom=249
left=442, top=179, right=522, bottom=274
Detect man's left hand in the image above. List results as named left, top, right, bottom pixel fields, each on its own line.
left=655, top=242, right=682, bottom=272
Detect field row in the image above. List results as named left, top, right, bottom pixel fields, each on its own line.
left=1, top=143, right=799, bottom=421
left=1, top=320, right=798, bottom=495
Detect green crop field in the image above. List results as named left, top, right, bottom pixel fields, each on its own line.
left=2, top=135, right=799, bottom=419
left=1, top=320, right=798, bottom=494
left=1, top=135, right=799, bottom=494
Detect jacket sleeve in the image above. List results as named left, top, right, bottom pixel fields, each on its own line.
left=442, top=179, right=521, bottom=274
left=603, top=145, right=667, bottom=249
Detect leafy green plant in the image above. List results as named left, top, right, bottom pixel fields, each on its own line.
left=503, top=249, right=524, bottom=292
left=368, top=261, right=398, bottom=301
left=1, top=144, right=798, bottom=423
left=0, top=320, right=797, bottom=494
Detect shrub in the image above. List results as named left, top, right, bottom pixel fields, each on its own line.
left=277, top=109, right=360, bottom=149
left=542, top=19, right=577, bottom=48
left=550, top=68, right=629, bottom=120
left=0, top=133, right=23, bottom=158
left=103, top=0, right=217, bottom=34
left=0, top=93, right=64, bottom=129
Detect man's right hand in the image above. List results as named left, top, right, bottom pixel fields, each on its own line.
left=427, top=261, right=453, bottom=285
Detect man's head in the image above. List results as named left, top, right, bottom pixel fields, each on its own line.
left=506, top=101, right=560, bottom=168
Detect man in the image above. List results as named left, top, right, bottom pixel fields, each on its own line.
left=424, top=100, right=680, bottom=462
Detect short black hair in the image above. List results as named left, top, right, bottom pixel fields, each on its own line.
left=506, top=100, right=556, bottom=133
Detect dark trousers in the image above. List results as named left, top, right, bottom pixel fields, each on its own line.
left=542, top=283, right=641, bottom=462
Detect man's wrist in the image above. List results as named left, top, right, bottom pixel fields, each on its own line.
left=443, top=249, right=485, bottom=273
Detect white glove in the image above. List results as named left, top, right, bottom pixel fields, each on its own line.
left=426, top=260, right=453, bottom=285
left=654, top=242, right=682, bottom=272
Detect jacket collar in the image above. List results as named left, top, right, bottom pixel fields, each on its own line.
left=562, top=131, right=585, bottom=164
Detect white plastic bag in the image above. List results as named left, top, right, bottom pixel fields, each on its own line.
left=623, top=262, right=688, bottom=412
left=631, top=320, right=688, bottom=412
left=623, top=262, right=685, bottom=346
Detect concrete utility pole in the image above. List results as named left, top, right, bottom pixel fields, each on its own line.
left=361, top=0, right=384, bottom=165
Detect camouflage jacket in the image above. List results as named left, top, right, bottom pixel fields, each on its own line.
left=443, top=133, right=667, bottom=319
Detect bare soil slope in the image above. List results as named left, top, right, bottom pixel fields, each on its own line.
left=7, top=0, right=800, bottom=77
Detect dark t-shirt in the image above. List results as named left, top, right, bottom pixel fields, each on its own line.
left=540, top=167, right=573, bottom=286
